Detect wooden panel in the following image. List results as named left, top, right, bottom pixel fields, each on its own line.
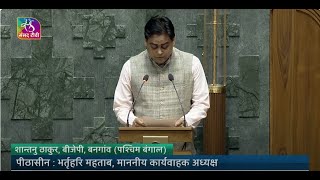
left=118, top=127, right=193, bottom=143
left=270, top=9, right=295, bottom=155
left=203, top=91, right=226, bottom=154
left=270, top=9, right=320, bottom=170
left=295, top=9, right=320, bottom=171
left=173, top=151, right=192, bottom=155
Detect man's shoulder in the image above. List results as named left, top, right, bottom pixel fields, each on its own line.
left=128, top=50, right=147, bottom=62
left=174, top=47, right=195, bottom=60
left=174, top=47, right=194, bottom=56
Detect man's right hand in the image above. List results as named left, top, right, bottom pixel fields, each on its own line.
left=133, top=117, right=146, bottom=127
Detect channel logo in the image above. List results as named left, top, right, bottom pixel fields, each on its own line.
left=17, top=17, right=41, bottom=40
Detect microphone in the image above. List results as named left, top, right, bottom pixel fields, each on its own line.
left=126, top=74, right=149, bottom=127
left=168, top=73, right=186, bottom=127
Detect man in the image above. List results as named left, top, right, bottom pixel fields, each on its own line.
left=113, top=16, right=210, bottom=153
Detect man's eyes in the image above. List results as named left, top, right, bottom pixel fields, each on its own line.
left=161, top=44, right=169, bottom=49
left=150, top=44, right=169, bottom=49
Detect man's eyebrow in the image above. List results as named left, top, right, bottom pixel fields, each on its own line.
left=149, top=42, right=169, bottom=45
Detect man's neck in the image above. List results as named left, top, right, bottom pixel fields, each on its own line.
left=156, top=58, right=169, bottom=67
left=151, top=55, right=172, bottom=68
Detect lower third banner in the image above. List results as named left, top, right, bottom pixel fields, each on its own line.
left=11, top=155, right=309, bottom=170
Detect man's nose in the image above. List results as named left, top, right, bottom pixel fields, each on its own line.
left=157, top=48, right=163, bottom=54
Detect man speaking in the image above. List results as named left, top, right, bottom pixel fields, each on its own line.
left=113, top=15, right=210, bottom=154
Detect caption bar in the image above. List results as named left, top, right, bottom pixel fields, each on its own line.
left=11, top=143, right=173, bottom=155
left=11, top=155, right=309, bottom=170
left=11, top=144, right=309, bottom=170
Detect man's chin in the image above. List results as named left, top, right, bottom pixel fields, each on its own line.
left=151, top=57, right=169, bottom=65
left=154, top=59, right=164, bottom=63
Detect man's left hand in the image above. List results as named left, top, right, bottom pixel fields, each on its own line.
left=175, top=117, right=185, bottom=127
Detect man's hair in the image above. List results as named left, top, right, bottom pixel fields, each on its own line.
left=144, top=16, right=175, bottom=40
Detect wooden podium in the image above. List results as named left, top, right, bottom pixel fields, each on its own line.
left=118, top=127, right=193, bottom=155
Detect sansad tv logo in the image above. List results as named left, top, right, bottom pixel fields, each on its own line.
left=17, top=17, right=41, bottom=40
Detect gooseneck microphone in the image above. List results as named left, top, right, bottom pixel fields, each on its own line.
left=126, top=74, right=149, bottom=127
left=168, top=73, right=186, bottom=127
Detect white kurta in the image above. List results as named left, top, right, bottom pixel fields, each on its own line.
left=113, top=55, right=210, bottom=128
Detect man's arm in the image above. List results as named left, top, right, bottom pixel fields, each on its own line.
left=113, top=60, right=137, bottom=126
left=184, top=56, right=210, bottom=128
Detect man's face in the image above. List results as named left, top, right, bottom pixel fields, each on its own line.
left=145, top=33, right=175, bottom=65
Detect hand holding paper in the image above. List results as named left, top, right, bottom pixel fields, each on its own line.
left=174, top=117, right=185, bottom=127
left=133, top=116, right=184, bottom=127
left=133, top=117, right=146, bottom=127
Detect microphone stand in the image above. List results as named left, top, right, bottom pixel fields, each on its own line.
left=126, top=75, right=149, bottom=127
left=168, top=74, right=186, bottom=127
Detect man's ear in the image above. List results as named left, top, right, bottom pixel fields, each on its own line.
left=144, top=40, right=147, bottom=48
left=173, top=38, right=176, bottom=46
